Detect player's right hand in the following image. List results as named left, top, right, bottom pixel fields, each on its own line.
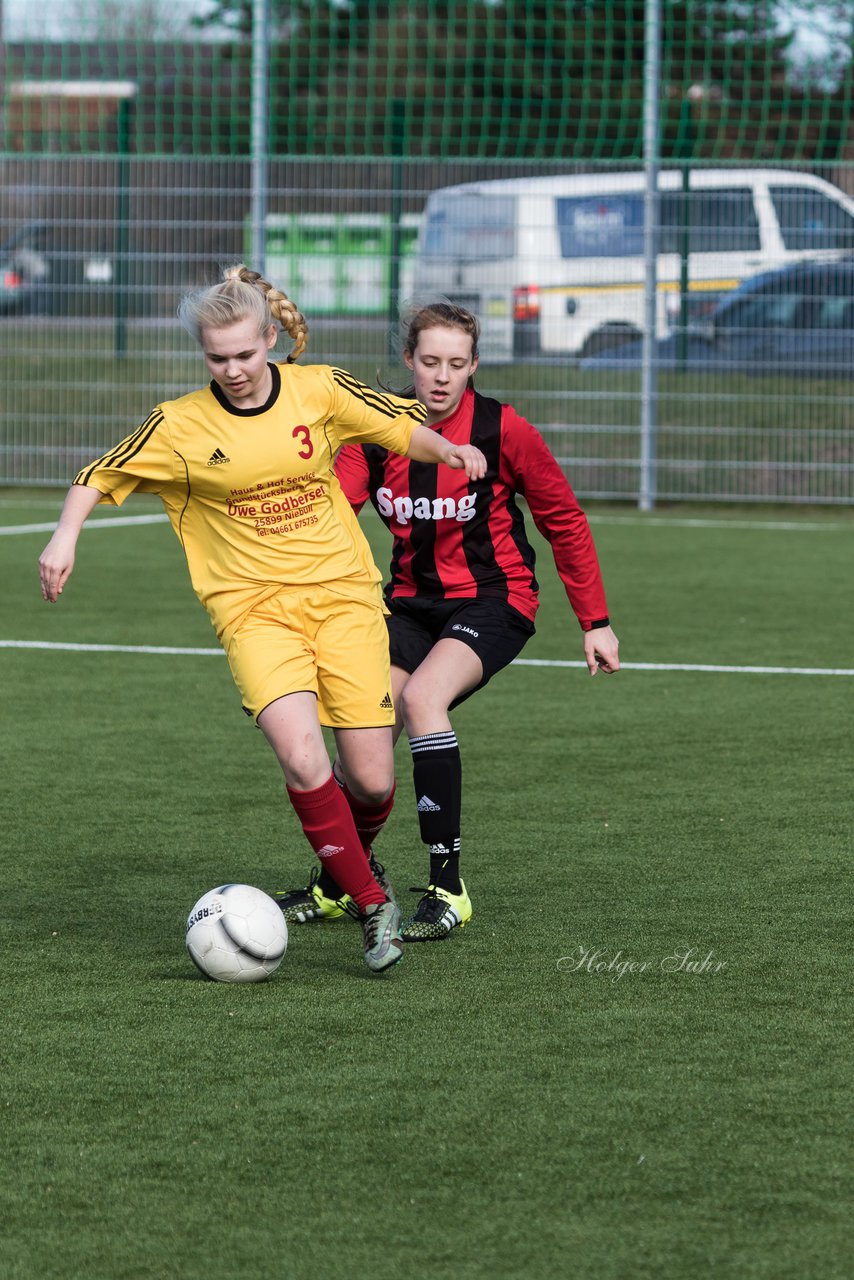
left=38, top=535, right=76, bottom=603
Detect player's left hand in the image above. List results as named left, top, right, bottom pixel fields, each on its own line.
left=444, top=443, right=487, bottom=480
left=584, top=626, right=620, bottom=676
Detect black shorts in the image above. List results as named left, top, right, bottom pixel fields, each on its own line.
left=386, top=596, right=535, bottom=708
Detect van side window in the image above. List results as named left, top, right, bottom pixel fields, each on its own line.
left=660, top=189, right=761, bottom=254
left=769, top=186, right=854, bottom=251
left=556, top=196, right=645, bottom=258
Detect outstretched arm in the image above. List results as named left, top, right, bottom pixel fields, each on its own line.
left=39, top=485, right=103, bottom=602
left=406, top=425, right=487, bottom=480
left=499, top=408, right=619, bottom=666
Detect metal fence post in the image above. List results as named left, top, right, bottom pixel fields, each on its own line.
left=640, top=0, right=661, bottom=511
left=114, top=94, right=132, bottom=357
left=250, top=0, right=270, bottom=276
left=387, top=98, right=406, bottom=354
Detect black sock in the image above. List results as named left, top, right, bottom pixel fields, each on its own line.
left=317, top=867, right=342, bottom=897
left=410, top=731, right=462, bottom=894
left=429, top=838, right=462, bottom=895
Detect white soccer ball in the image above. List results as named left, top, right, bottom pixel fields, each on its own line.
left=186, top=883, right=288, bottom=983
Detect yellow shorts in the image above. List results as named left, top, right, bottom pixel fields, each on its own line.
left=224, top=581, right=395, bottom=728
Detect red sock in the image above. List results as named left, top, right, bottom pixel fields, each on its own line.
left=286, top=775, right=385, bottom=911
left=340, top=779, right=396, bottom=856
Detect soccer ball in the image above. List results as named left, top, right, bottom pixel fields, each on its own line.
left=186, top=883, right=288, bottom=983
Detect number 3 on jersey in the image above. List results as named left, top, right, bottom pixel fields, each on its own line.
left=292, top=425, right=313, bottom=460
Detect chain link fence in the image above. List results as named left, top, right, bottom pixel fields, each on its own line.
left=1, top=1, right=853, bottom=503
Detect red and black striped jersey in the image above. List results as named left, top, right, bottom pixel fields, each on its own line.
left=334, top=388, right=609, bottom=628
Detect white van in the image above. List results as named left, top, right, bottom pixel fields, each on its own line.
left=411, top=169, right=854, bottom=361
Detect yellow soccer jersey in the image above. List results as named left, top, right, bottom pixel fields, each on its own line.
left=74, top=362, right=426, bottom=642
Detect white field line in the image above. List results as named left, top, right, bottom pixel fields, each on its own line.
left=588, top=515, right=852, bottom=532
left=513, top=658, right=854, bottom=676
left=1, top=639, right=852, bottom=676
left=4, top=512, right=851, bottom=675
left=361, top=507, right=851, bottom=534
left=0, top=514, right=169, bottom=535
left=2, top=511, right=851, bottom=537
left=0, top=639, right=222, bottom=656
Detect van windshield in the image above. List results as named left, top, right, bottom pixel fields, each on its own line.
left=421, top=193, right=516, bottom=261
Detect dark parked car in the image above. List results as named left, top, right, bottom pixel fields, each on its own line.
left=0, top=222, right=114, bottom=315
left=581, top=260, right=854, bottom=378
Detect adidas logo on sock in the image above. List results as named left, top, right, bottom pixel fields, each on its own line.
left=207, top=448, right=230, bottom=466
left=417, top=795, right=441, bottom=813
left=379, top=691, right=394, bottom=710
left=316, top=844, right=345, bottom=859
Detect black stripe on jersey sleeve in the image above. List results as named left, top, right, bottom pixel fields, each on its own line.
left=332, top=368, right=425, bottom=422
left=75, top=418, right=154, bottom=485
left=461, top=393, right=510, bottom=598
left=75, top=410, right=164, bottom=486
left=97, top=409, right=162, bottom=470
left=110, top=412, right=164, bottom=469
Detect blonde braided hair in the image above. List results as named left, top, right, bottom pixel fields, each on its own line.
left=178, top=263, right=309, bottom=362
left=222, top=265, right=309, bottom=362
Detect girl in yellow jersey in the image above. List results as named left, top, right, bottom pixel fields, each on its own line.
left=38, top=265, right=486, bottom=975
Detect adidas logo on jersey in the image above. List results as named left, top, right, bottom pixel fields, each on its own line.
left=379, top=692, right=394, bottom=710
left=417, top=795, right=441, bottom=813
left=375, top=486, right=477, bottom=525
left=207, top=448, right=230, bottom=466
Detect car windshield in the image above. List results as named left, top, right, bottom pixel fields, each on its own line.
left=2, top=223, right=51, bottom=252
left=716, top=283, right=854, bottom=331
left=716, top=293, right=802, bottom=330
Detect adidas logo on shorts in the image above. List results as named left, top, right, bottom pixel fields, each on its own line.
left=380, top=692, right=393, bottom=710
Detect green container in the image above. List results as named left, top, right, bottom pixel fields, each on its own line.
left=248, top=212, right=421, bottom=315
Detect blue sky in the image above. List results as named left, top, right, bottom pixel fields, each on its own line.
left=3, top=0, right=218, bottom=41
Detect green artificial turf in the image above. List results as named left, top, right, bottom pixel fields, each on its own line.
left=1, top=491, right=852, bottom=1279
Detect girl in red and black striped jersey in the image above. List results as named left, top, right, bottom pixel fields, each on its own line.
left=278, top=301, right=619, bottom=942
